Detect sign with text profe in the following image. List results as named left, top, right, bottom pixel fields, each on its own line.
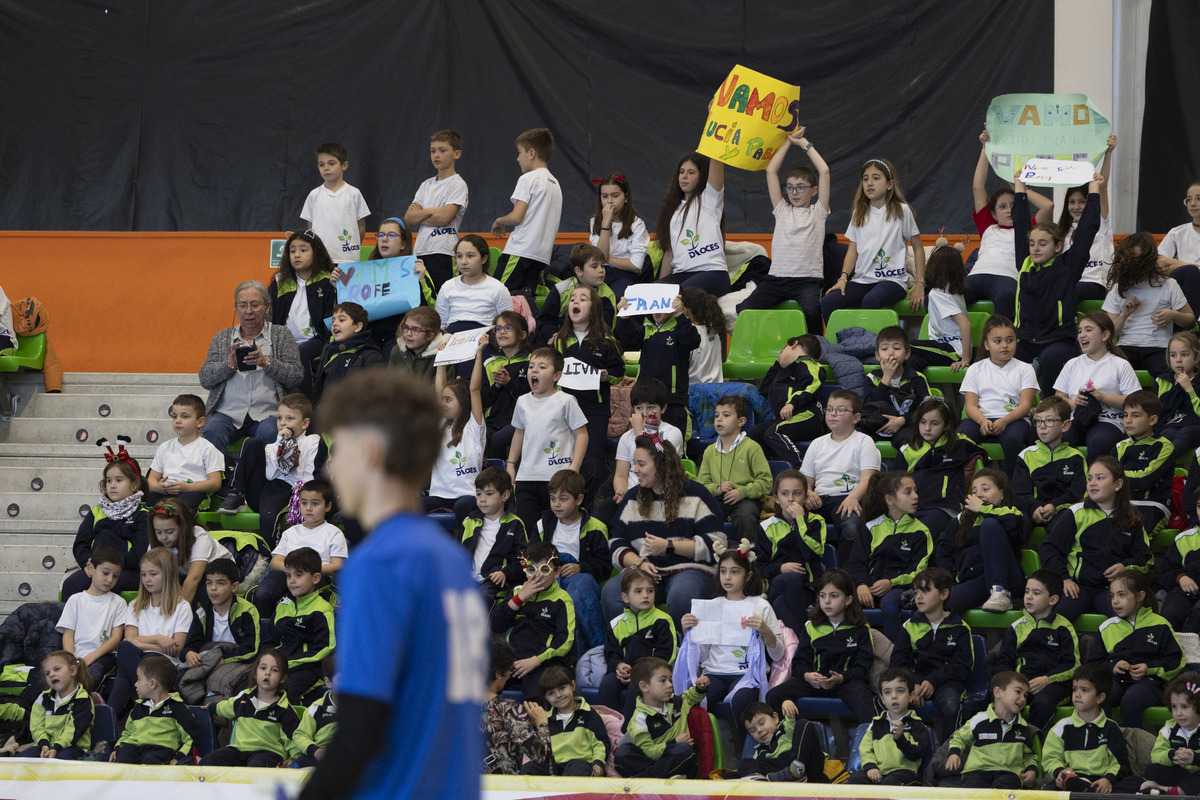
left=984, top=93, right=1111, bottom=180
left=334, top=256, right=420, bottom=323
left=619, top=283, right=680, bottom=317
left=697, top=65, right=801, bottom=171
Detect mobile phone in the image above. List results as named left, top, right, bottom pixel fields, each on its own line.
left=235, top=345, right=255, bottom=372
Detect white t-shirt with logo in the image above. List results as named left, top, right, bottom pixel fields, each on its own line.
left=429, top=416, right=486, bottom=499
left=669, top=184, right=726, bottom=273
left=1160, top=223, right=1200, bottom=265
left=434, top=275, right=514, bottom=329
left=589, top=217, right=650, bottom=273
left=150, top=437, right=225, bottom=484
left=1053, top=351, right=1142, bottom=429
left=800, top=431, right=882, bottom=498
left=615, top=421, right=685, bottom=490
left=847, top=203, right=920, bottom=286
left=925, top=289, right=969, bottom=357
left=273, top=521, right=349, bottom=564
left=1102, top=278, right=1188, bottom=349
left=56, top=591, right=128, bottom=658
left=125, top=599, right=195, bottom=666
left=503, top=168, right=562, bottom=264
left=300, top=183, right=371, bottom=263
left=511, top=391, right=588, bottom=481
left=286, top=278, right=314, bottom=343
left=1066, top=216, right=1115, bottom=287
left=961, top=358, right=1039, bottom=419
left=412, top=174, right=469, bottom=257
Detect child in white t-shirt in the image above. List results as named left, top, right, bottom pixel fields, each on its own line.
left=435, top=234, right=514, bottom=332
left=910, top=246, right=972, bottom=373
left=146, top=394, right=224, bottom=512
left=300, top=142, right=370, bottom=263
left=405, top=129, right=469, bottom=292
left=56, top=546, right=127, bottom=686
left=424, top=338, right=488, bottom=522
left=737, top=128, right=830, bottom=335
left=507, top=347, right=589, bottom=533
left=1103, top=234, right=1195, bottom=378
left=148, top=500, right=227, bottom=605
left=491, top=128, right=562, bottom=301
left=252, top=480, right=347, bottom=616
left=959, top=316, right=1038, bottom=475
left=589, top=173, right=650, bottom=299
left=1159, top=180, right=1200, bottom=264
left=657, top=151, right=729, bottom=296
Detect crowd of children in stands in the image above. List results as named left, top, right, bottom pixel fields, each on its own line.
left=5, top=117, right=1200, bottom=790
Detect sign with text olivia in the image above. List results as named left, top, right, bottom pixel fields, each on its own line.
left=334, top=256, right=420, bottom=322
left=984, top=93, right=1111, bottom=180
left=558, top=357, right=602, bottom=391
left=697, top=65, right=801, bottom=171
left=618, top=283, right=680, bottom=317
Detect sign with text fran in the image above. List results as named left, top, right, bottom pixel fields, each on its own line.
left=334, top=256, right=420, bottom=322
left=558, top=357, right=601, bottom=391
left=434, top=326, right=490, bottom=367
left=619, top=283, right=680, bottom=317
left=984, top=93, right=1111, bottom=180
left=697, top=65, right=801, bottom=171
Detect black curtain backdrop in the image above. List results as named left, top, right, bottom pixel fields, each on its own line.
left=0, top=0, right=1052, bottom=234
left=1138, top=0, right=1200, bottom=232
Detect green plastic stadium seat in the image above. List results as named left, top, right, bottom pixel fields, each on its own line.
left=1135, top=370, right=1153, bottom=388
left=1074, top=614, right=1106, bottom=633
left=774, top=300, right=802, bottom=311
left=888, top=299, right=925, bottom=318
left=966, top=301, right=995, bottom=315
left=875, top=442, right=898, bottom=461
left=1078, top=300, right=1104, bottom=315
left=918, top=312, right=990, bottom=350
left=825, top=309, right=900, bottom=341
left=723, top=309, right=808, bottom=380
left=0, top=334, right=46, bottom=373
left=923, top=366, right=965, bottom=384
left=682, top=458, right=697, bottom=478
left=962, top=609, right=1022, bottom=629
left=1021, top=549, right=1041, bottom=576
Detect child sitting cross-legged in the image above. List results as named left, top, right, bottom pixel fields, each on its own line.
left=849, top=667, right=932, bottom=786
left=539, top=663, right=610, bottom=777
left=750, top=334, right=825, bottom=466
left=461, top=466, right=526, bottom=603
left=698, top=395, right=773, bottom=546
left=613, top=657, right=709, bottom=779
left=251, top=479, right=346, bottom=616
left=597, top=568, right=677, bottom=724
left=995, top=569, right=1081, bottom=733
left=941, top=671, right=1038, bottom=789
left=1013, top=395, right=1086, bottom=529
left=739, top=700, right=829, bottom=783
left=1041, top=664, right=1140, bottom=793
left=177, top=558, right=260, bottom=705
left=261, top=547, right=336, bottom=705
left=755, top=469, right=826, bottom=634
left=201, top=649, right=301, bottom=768
left=293, top=653, right=337, bottom=768
left=489, top=541, right=575, bottom=700
left=1141, top=670, right=1200, bottom=796
left=109, top=656, right=201, bottom=765
left=888, top=567, right=973, bottom=741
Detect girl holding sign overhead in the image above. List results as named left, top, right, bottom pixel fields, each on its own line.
left=615, top=293, right=699, bottom=433
left=655, top=153, right=730, bottom=296
left=1059, top=135, right=1118, bottom=301
left=552, top=286, right=625, bottom=499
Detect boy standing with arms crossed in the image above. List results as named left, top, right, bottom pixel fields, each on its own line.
left=301, top=142, right=370, bottom=263
left=406, top=130, right=469, bottom=291
left=491, top=128, right=563, bottom=301
left=298, top=371, right=487, bottom=800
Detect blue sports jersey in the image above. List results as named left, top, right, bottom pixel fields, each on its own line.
left=336, top=512, right=488, bottom=799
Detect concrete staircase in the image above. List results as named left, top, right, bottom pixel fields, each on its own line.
left=0, top=372, right=203, bottom=620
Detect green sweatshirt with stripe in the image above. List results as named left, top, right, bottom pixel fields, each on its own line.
left=115, top=693, right=201, bottom=761
left=949, top=705, right=1037, bottom=777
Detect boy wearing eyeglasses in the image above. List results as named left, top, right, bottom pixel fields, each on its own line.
left=1013, top=396, right=1085, bottom=528
left=404, top=130, right=469, bottom=292
left=489, top=541, right=576, bottom=700
left=388, top=306, right=445, bottom=381
left=736, top=128, right=830, bottom=337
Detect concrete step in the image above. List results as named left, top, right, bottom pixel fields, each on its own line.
left=0, top=464, right=99, bottom=494
left=0, top=491, right=98, bottom=520
left=0, top=571, right=68, bottom=604
left=0, top=444, right=158, bottom=459
left=5, top=417, right=169, bottom=448
left=62, top=373, right=203, bottom=395
left=1, top=518, right=85, bottom=534
left=0, top=534, right=75, bottom=605
left=31, top=392, right=181, bottom=420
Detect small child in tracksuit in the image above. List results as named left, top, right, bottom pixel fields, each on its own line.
left=597, top=568, right=677, bottom=722
left=852, top=668, right=932, bottom=786
left=540, top=664, right=610, bottom=777
left=1142, top=671, right=1200, bottom=796
left=613, top=657, right=709, bottom=780
left=739, top=701, right=829, bottom=782
left=942, top=671, right=1038, bottom=789
left=261, top=548, right=336, bottom=704
left=110, top=656, right=201, bottom=765
left=1041, top=664, right=1139, bottom=793
left=293, top=654, right=337, bottom=768
left=750, top=334, right=825, bottom=465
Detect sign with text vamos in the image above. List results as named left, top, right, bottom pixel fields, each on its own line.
left=697, top=65, right=801, bottom=171
left=984, top=93, right=1111, bottom=179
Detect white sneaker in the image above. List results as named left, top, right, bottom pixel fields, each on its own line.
left=981, top=585, right=1012, bottom=612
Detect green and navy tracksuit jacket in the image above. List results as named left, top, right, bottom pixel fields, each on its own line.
left=738, top=715, right=829, bottom=780
left=948, top=705, right=1038, bottom=777
left=847, top=514, right=932, bottom=589
left=1116, top=435, right=1175, bottom=524
left=547, top=698, right=609, bottom=772
left=182, top=595, right=260, bottom=663
left=793, top=620, right=873, bottom=683
left=890, top=611, right=973, bottom=689
left=480, top=345, right=531, bottom=430
left=461, top=511, right=526, bottom=587
left=624, top=684, right=706, bottom=760
left=313, top=329, right=384, bottom=401
left=755, top=512, right=825, bottom=585
left=29, top=683, right=92, bottom=752
left=895, top=433, right=986, bottom=512
left=1040, top=499, right=1152, bottom=590
left=294, top=690, right=337, bottom=758
left=614, top=314, right=700, bottom=411
left=266, top=591, right=335, bottom=670
left=1152, top=722, right=1200, bottom=773
left=1013, top=191, right=1100, bottom=342
left=935, top=503, right=1026, bottom=585
left=1042, top=709, right=1130, bottom=783
left=862, top=365, right=930, bottom=425
left=1159, top=527, right=1200, bottom=594
left=116, top=693, right=202, bottom=761
left=604, top=607, right=678, bottom=671
left=535, top=277, right=618, bottom=347
left=211, top=688, right=301, bottom=759
left=759, top=355, right=824, bottom=434
left=490, top=581, right=576, bottom=663
left=1012, top=440, right=1087, bottom=518
left=74, top=504, right=149, bottom=574
left=995, top=610, right=1080, bottom=684
left=1156, top=377, right=1200, bottom=433
left=553, top=332, right=625, bottom=418
left=533, top=510, right=610, bottom=584
left=858, top=711, right=931, bottom=777
left=269, top=271, right=334, bottom=343
left=1089, top=606, right=1184, bottom=683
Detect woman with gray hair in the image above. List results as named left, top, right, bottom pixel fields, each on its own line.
left=200, top=280, right=303, bottom=453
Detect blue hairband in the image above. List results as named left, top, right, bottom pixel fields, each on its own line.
left=382, top=216, right=407, bottom=231
left=862, top=159, right=892, bottom=180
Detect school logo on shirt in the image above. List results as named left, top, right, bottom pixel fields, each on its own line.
left=543, top=441, right=573, bottom=467
left=429, top=226, right=457, bottom=238
left=451, top=451, right=478, bottom=478
left=680, top=229, right=700, bottom=249
left=870, top=248, right=906, bottom=279
left=845, top=635, right=858, bottom=647
left=1004, top=396, right=1018, bottom=412
left=336, top=228, right=360, bottom=255
left=834, top=474, right=857, bottom=491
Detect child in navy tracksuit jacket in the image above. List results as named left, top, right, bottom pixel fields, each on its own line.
left=614, top=295, right=699, bottom=434
left=750, top=334, right=824, bottom=465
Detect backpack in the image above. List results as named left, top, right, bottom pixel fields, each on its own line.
left=211, top=530, right=270, bottom=591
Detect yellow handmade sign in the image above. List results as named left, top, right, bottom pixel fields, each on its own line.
left=698, top=65, right=801, bottom=171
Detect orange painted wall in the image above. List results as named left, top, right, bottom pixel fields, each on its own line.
left=0, top=230, right=992, bottom=374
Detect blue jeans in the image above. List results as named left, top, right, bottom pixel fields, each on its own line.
left=820, top=280, right=906, bottom=323
left=662, top=270, right=731, bottom=297
left=202, top=411, right=278, bottom=456
left=965, top=274, right=1017, bottom=322
left=957, top=418, right=1032, bottom=478
left=561, top=572, right=604, bottom=652
left=600, top=567, right=712, bottom=628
